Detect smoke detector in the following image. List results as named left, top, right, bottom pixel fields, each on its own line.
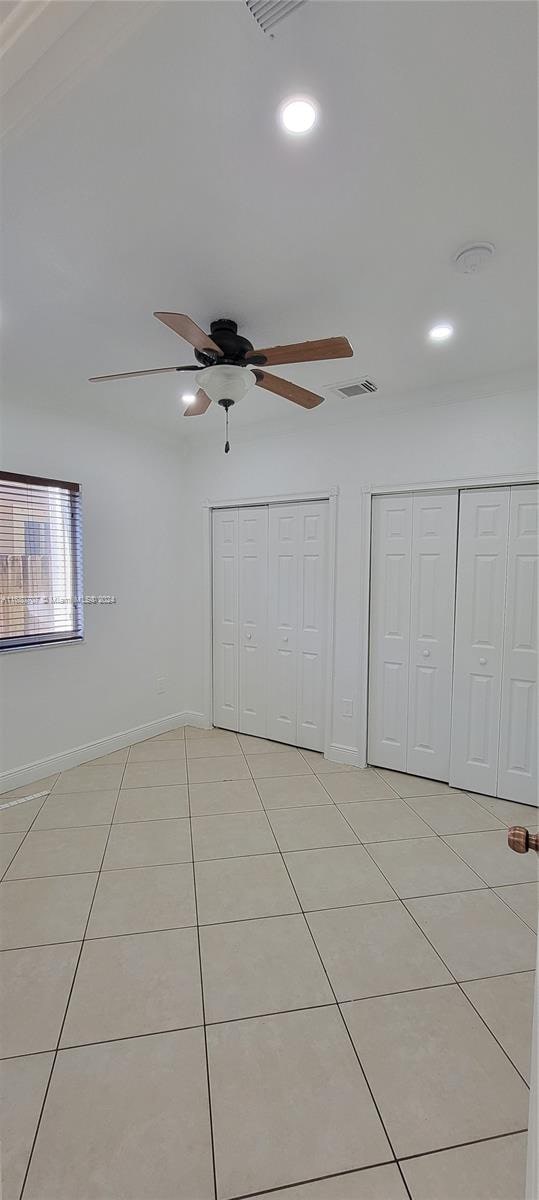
left=453, top=243, right=495, bottom=275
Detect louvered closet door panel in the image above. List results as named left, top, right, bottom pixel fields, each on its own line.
left=368, top=494, right=412, bottom=770
left=449, top=488, right=510, bottom=795
left=407, top=491, right=458, bottom=781
left=498, top=486, right=538, bottom=805
left=267, top=505, right=299, bottom=746
left=238, top=507, right=268, bottom=738
left=297, top=502, right=328, bottom=752
left=212, top=509, right=239, bottom=730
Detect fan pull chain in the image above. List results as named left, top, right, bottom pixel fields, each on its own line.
left=224, top=404, right=230, bottom=454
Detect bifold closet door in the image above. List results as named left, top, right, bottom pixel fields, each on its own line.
left=238, top=507, right=268, bottom=738
left=368, top=490, right=458, bottom=779
left=449, top=489, right=510, bottom=795
left=213, top=507, right=269, bottom=736
left=297, top=503, right=328, bottom=751
left=368, top=495, right=412, bottom=771
left=266, top=505, right=299, bottom=746
left=497, top=486, right=538, bottom=805
left=212, top=508, right=239, bottom=731
left=266, top=502, right=328, bottom=751
left=406, top=492, right=458, bottom=779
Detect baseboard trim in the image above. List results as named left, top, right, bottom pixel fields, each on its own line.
left=327, top=743, right=365, bottom=768
left=2, top=721, right=361, bottom=794
left=0, top=711, right=211, bottom=794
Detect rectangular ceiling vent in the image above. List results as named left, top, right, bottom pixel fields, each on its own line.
left=246, top=1, right=307, bottom=36
left=335, top=378, right=378, bottom=398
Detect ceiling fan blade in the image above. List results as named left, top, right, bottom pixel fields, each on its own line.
left=246, top=336, right=353, bottom=367
left=89, top=365, right=199, bottom=382
left=154, top=312, right=223, bottom=356
left=255, top=371, right=324, bottom=409
left=183, top=388, right=211, bottom=416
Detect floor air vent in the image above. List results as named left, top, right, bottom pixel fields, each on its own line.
left=335, top=378, right=378, bottom=398
left=246, top=0, right=307, bottom=36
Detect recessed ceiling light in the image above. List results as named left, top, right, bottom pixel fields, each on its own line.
left=279, top=95, right=318, bottom=135
left=428, top=323, right=454, bottom=343
left=182, top=392, right=196, bottom=405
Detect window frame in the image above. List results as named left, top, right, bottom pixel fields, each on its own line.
left=0, top=470, right=83, bottom=653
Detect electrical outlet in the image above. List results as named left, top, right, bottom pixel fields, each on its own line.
left=156, top=676, right=166, bottom=695
left=342, top=699, right=354, bottom=718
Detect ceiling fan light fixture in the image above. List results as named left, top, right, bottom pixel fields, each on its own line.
left=197, top=364, right=257, bottom=405
left=279, top=95, right=318, bottom=135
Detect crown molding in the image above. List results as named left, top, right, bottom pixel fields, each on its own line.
left=1, top=0, right=154, bottom=143
left=0, top=2, right=48, bottom=59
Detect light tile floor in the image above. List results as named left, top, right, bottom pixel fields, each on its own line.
left=0, top=730, right=537, bottom=1200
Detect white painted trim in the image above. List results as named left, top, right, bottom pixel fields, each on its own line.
left=358, top=471, right=539, bottom=771
left=365, top=470, right=538, bottom=497
left=328, top=743, right=363, bottom=767
left=204, top=487, right=338, bottom=510
left=202, top=489, right=339, bottom=757
left=323, top=491, right=338, bottom=758
left=1, top=1, right=155, bottom=143
left=201, top=503, right=213, bottom=729
left=356, top=490, right=373, bottom=768
left=0, top=710, right=209, bottom=794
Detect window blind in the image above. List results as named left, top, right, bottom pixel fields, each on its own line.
left=0, top=471, right=83, bottom=651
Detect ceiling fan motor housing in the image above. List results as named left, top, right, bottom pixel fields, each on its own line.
left=195, top=318, right=266, bottom=366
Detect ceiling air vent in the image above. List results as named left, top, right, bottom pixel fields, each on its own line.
left=335, top=378, right=378, bottom=398
left=246, top=0, right=307, bottom=36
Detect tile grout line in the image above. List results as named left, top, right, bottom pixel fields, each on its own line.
left=225, top=1127, right=530, bottom=1200
left=185, top=736, right=219, bottom=1200
left=487, top=885, right=538, bottom=934
left=395, top=1126, right=530, bottom=1165
left=438, top=829, right=538, bottom=934
left=175, top=741, right=536, bottom=1110
left=225, top=1158, right=397, bottom=1200
left=356, top=839, right=533, bottom=1091
left=297, top=765, right=535, bottom=1090
left=18, top=751, right=131, bottom=1200
left=6, top=973, right=536, bottom=1063
left=4, top=737, right=535, bottom=1196
left=0, top=776, right=60, bottom=882
left=239, top=743, right=414, bottom=1199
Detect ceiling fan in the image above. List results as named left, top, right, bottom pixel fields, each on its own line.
left=89, top=313, right=353, bottom=451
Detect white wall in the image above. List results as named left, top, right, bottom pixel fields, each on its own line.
left=2, top=378, right=536, bottom=785
left=181, top=381, right=538, bottom=762
left=0, top=400, right=187, bottom=783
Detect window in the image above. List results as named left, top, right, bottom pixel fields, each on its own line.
left=0, top=472, right=83, bottom=651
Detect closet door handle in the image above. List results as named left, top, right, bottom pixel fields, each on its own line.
left=283, top=635, right=289, bottom=643
left=422, top=649, right=430, bottom=657
left=479, top=657, right=487, bottom=666
left=246, top=632, right=252, bottom=639
left=508, top=827, right=539, bottom=854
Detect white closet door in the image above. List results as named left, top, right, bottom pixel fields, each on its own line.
left=406, top=491, right=458, bottom=781
left=498, top=486, right=538, bottom=805
left=238, top=507, right=268, bottom=738
left=368, top=494, right=412, bottom=771
left=212, top=509, right=239, bottom=730
left=449, top=488, right=510, bottom=795
left=267, top=505, right=299, bottom=746
left=297, top=503, right=328, bottom=752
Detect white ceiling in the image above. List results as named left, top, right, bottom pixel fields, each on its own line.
left=1, top=0, right=537, bottom=438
